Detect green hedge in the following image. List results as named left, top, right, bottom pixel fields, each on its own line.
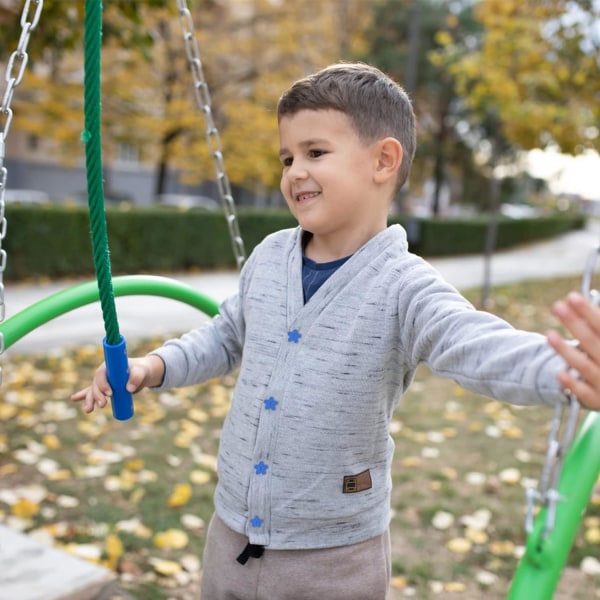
left=2, top=204, right=584, bottom=281
left=406, top=214, right=585, bottom=257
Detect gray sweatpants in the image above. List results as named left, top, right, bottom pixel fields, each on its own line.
left=200, top=514, right=391, bottom=600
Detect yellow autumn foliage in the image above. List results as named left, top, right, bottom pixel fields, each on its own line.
left=105, top=533, right=124, bottom=571
left=444, top=0, right=600, bottom=153
left=167, top=482, right=192, bottom=508
left=153, top=528, right=189, bottom=550
left=11, top=498, right=39, bottom=518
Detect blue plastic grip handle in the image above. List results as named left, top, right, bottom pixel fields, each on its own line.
left=103, top=335, right=134, bottom=420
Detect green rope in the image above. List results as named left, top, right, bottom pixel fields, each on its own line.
left=82, top=0, right=120, bottom=345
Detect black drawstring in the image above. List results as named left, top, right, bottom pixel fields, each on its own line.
left=236, top=542, right=265, bottom=565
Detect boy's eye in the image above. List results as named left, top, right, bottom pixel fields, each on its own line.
left=309, top=149, right=325, bottom=158
left=281, top=156, right=293, bottom=167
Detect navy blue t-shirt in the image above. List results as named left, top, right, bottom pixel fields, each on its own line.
left=302, top=254, right=352, bottom=303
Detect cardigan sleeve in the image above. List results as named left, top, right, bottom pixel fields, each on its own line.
left=399, top=259, right=567, bottom=408
left=149, top=251, right=256, bottom=390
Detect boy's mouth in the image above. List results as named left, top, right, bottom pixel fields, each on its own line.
left=296, top=191, right=320, bottom=202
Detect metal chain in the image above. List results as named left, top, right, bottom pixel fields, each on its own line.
left=176, top=0, right=246, bottom=269
left=0, top=0, right=43, bottom=380
left=525, top=245, right=600, bottom=537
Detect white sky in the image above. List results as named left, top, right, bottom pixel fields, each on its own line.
left=526, top=148, right=600, bottom=201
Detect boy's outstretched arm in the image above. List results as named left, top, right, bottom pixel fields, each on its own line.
left=547, top=292, right=600, bottom=411
left=71, top=355, right=165, bottom=414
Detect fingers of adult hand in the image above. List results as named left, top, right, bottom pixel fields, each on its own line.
left=554, top=293, right=600, bottom=358
left=556, top=368, right=599, bottom=410
left=548, top=328, right=594, bottom=382
left=548, top=329, right=600, bottom=410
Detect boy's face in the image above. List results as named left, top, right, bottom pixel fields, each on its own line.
left=278, top=109, right=388, bottom=258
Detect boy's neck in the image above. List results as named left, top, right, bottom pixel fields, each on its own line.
left=303, top=222, right=387, bottom=263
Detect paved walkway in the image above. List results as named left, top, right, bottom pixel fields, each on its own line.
left=0, top=219, right=598, bottom=599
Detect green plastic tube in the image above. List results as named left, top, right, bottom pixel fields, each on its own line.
left=0, top=275, right=220, bottom=350
left=508, top=411, right=600, bottom=598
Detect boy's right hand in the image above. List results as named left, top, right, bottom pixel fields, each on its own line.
left=71, top=355, right=165, bottom=414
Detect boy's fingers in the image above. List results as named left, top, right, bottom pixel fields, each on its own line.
left=71, top=383, right=111, bottom=414
left=126, top=362, right=148, bottom=393
left=70, top=388, right=88, bottom=402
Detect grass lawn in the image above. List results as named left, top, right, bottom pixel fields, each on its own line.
left=0, top=274, right=599, bottom=599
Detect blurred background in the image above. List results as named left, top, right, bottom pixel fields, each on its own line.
left=1, top=0, right=598, bottom=218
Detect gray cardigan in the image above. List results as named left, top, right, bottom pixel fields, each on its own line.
left=153, top=225, right=566, bottom=550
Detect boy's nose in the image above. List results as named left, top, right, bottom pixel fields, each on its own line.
left=286, top=161, right=308, bottom=180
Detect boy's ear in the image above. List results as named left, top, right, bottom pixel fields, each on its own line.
left=373, top=137, right=403, bottom=184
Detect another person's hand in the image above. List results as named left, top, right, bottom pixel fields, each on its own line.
left=547, top=292, right=600, bottom=410
left=71, top=355, right=165, bottom=413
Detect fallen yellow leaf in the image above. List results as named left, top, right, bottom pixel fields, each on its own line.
left=154, top=529, right=189, bottom=550
left=11, top=498, right=39, bottom=518
left=390, top=575, right=407, bottom=589
left=502, top=426, right=523, bottom=439
left=585, top=527, right=600, bottom=544
left=447, top=537, right=472, bottom=554
left=445, top=581, right=466, bottom=592
left=190, top=470, right=211, bottom=485
left=465, top=527, right=488, bottom=545
left=0, top=403, right=18, bottom=419
left=167, top=483, right=192, bottom=508
left=105, top=533, right=124, bottom=570
left=0, top=464, right=18, bottom=476
left=48, top=469, right=73, bottom=481
left=488, top=540, right=516, bottom=556
left=174, top=433, right=193, bottom=448
left=149, top=557, right=182, bottom=576
left=129, top=488, right=145, bottom=504
left=42, top=434, right=61, bottom=450
left=188, top=408, right=209, bottom=423
left=125, top=458, right=144, bottom=471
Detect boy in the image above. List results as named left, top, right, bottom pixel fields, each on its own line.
left=73, top=63, right=600, bottom=599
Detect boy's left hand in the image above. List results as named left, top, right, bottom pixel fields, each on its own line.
left=547, top=292, right=600, bottom=411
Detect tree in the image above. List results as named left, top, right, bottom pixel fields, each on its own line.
left=427, top=0, right=599, bottom=306
left=436, top=0, right=600, bottom=155
left=0, top=0, right=167, bottom=58
left=364, top=0, right=483, bottom=215
left=2, top=1, right=372, bottom=201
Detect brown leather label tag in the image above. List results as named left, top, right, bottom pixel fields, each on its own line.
left=342, top=469, right=372, bottom=494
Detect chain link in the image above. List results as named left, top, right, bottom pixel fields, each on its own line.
left=176, top=0, right=246, bottom=269
left=0, top=0, right=43, bottom=382
left=525, top=245, right=600, bottom=537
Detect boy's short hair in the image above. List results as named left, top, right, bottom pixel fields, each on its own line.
left=277, top=62, right=416, bottom=190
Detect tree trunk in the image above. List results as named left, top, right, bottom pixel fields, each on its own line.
left=480, top=168, right=500, bottom=309
left=431, top=116, right=447, bottom=215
